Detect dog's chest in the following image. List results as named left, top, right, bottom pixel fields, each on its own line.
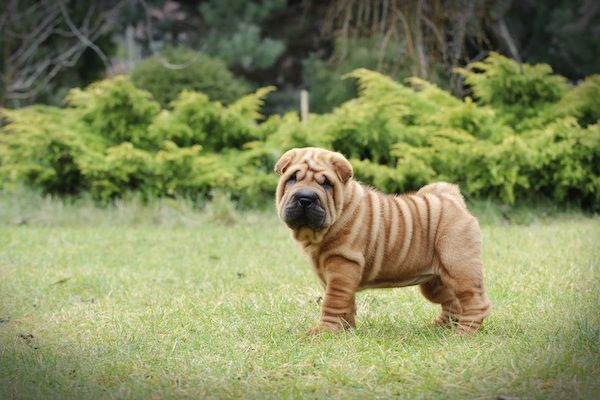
left=302, top=244, right=327, bottom=285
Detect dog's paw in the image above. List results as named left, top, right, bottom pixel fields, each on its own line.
left=434, top=316, right=450, bottom=326
left=434, top=314, right=460, bottom=328
left=456, top=322, right=481, bottom=335
left=307, top=323, right=342, bottom=336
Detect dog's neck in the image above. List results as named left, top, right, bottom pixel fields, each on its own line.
left=293, top=227, right=327, bottom=245
left=325, top=180, right=365, bottom=239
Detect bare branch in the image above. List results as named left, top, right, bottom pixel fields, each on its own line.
left=3, top=0, right=124, bottom=104
left=56, top=0, right=111, bottom=69
left=319, top=0, right=498, bottom=84
left=421, top=14, right=447, bottom=66
left=8, top=8, right=61, bottom=64
left=496, top=17, right=522, bottom=67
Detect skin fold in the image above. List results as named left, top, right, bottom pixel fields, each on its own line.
left=275, top=147, right=492, bottom=335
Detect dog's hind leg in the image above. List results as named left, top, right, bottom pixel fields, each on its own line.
left=435, top=211, right=492, bottom=334
left=437, top=255, right=492, bottom=334
left=439, top=269, right=491, bottom=334
left=420, top=276, right=462, bottom=326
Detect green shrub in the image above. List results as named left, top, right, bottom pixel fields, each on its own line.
left=82, top=142, right=159, bottom=202
left=0, top=106, right=100, bottom=194
left=525, top=119, right=600, bottom=207
left=148, top=87, right=273, bottom=151
left=227, top=143, right=280, bottom=208
left=148, top=92, right=225, bottom=148
left=155, top=143, right=235, bottom=199
left=456, top=52, right=568, bottom=130
left=555, top=75, right=600, bottom=127
left=130, top=47, right=251, bottom=108
left=269, top=61, right=597, bottom=207
left=0, top=84, right=276, bottom=203
left=67, top=76, right=160, bottom=148
left=1, top=53, right=598, bottom=210
left=351, top=159, right=407, bottom=194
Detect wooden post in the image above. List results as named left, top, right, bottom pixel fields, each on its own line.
left=300, top=89, right=309, bottom=123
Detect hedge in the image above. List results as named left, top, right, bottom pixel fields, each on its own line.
left=1, top=53, right=598, bottom=209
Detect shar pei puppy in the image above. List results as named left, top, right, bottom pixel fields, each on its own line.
left=275, top=147, right=492, bottom=335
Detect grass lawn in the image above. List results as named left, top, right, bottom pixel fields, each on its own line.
left=0, top=198, right=599, bottom=399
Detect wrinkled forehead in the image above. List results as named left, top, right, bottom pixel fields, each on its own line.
left=291, top=149, right=330, bottom=172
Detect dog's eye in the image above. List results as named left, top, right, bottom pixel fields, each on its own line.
left=287, top=175, right=297, bottom=185
left=321, top=178, right=332, bottom=189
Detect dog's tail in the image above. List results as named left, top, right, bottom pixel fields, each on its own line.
left=417, top=182, right=467, bottom=209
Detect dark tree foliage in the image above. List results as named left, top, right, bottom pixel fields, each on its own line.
left=0, top=0, right=597, bottom=111
left=0, top=0, right=123, bottom=107
left=130, top=47, right=251, bottom=107
left=505, top=0, right=600, bottom=80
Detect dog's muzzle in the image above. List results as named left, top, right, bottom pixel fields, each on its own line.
left=283, top=188, right=326, bottom=230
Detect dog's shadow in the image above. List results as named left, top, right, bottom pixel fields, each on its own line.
left=355, top=319, right=455, bottom=342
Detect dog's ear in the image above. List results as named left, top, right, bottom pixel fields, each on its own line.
left=330, top=152, right=353, bottom=183
left=274, top=149, right=297, bottom=175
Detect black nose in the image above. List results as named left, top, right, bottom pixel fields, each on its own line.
left=294, top=189, right=318, bottom=209
left=298, top=197, right=313, bottom=208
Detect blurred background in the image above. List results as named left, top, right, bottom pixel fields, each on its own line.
left=2, top=0, right=599, bottom=111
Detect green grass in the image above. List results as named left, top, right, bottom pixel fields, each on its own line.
left=0, top=194, right=599, bottom=399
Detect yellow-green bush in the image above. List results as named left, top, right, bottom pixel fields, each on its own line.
left=148, top=87, right=274, bottom=151
left=554, top=75, right=600, bottom=127
left=456, top=52, right=568, bottom=130
left=67, top=76, right=161, bottom=148
left=0, top=78, right=276, bottom=204
left=0, top=54, right=598, bottom=209
left=0, top=106, right=101, bottom=194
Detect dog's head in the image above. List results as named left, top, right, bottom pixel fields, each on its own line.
left=274, top=147, right=353, bottom=241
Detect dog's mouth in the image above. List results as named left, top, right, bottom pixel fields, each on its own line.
left=283, top=202, right=326, bottom=231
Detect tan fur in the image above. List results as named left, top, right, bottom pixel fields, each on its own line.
left=275, top=147, right=492, bottom=335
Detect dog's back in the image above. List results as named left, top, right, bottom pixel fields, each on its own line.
left=417, top=182, right=467, bottom=209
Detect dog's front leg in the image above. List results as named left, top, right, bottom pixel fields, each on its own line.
left=308, top=256, right=361, bottom=335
